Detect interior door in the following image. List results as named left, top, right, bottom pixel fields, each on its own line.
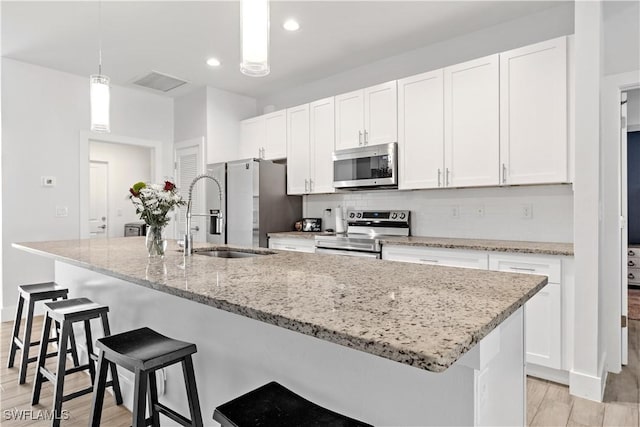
left=621, top=91, right=629, bottom=365
left=175, top=138, right=206, bottom=242
left=89, top=161, right=108, bottom=238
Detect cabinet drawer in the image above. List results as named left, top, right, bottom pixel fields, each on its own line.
left=382, top=246, right=488, bottom=270
left=268, top=238, right=316, bottom=253
left=489, top=254, right=561, bottom=283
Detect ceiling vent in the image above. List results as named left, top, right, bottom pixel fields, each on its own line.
left=132, top=71, right=188, bottom=92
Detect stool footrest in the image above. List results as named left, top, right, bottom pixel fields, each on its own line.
left=155, top=402, right=191, bottom=426
left=62, top=386, right=93, bottom=402
left=65, top=364, right=91, bottom=375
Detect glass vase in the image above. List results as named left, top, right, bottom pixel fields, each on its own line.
left=146, top=225, right=167, bottom=258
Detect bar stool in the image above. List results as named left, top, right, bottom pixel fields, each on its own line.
left=90, top=327, right=203, bottom=427
left=213, top=382, right=372, bottom=427
left=7, top=282, right=80, bottom=384
left=32, top=298, right=123, bottom=427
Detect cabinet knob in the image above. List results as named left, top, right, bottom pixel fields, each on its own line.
left=630, top=260, right=636, bottom=267
left=630, top=273, right=635, bottom=280
left=630, top=250, right=636, bottom=256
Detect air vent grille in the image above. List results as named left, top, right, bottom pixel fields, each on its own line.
left=133, top=71, right=188, bottom=92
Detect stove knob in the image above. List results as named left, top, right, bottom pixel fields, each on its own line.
left=391, top=212, right=398, bottom=219
left=400, top=213, right=406, bottom=220
left=349, top=212, right=355, bottom=218
left=356, top=212, right=362, bottom=218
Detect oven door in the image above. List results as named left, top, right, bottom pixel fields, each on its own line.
left=333, top=142, right=397, bottom=188
left=315, top=248, right=381, bottom=259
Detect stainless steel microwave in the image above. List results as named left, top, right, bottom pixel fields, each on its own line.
left=333, top=142, right=398, bottom=189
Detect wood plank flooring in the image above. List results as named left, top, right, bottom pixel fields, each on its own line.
left=2, top=317, right=639, bottom=426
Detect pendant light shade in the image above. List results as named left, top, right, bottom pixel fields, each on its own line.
left=90, top=74, right=110, bottom=133
left=240, top=0, right=270, bottom=77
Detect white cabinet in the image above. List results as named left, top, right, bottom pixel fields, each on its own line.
left=382, top=245, right=488, bottom=270
left=268, top=237, right=316, bottom=253
left=444, top=54, right=500, bottom=188
left=240, top=110, right=287, bottom=160
left=500, top=36, right=568, bottom=185
left=286, top=99, right=336, bottom=195
left=239, top=116, right=264, bottom=159
left=398, top=70, right=445, bottom=189
left=286, top=104, right=310, bottom=195
left=335, top=81, right=397, bottom=150
left=310, top=97, right=336, bottom=194
left=489, top=254, right=563, bottom=370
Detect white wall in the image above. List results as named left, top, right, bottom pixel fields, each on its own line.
left=206, top=86, right=256, bottom=164
left=305, top=185, right=573, bottom=243
left=256, top=2, right=574, bottom=111
left=174, top=86, right=207, bottom=143
left=1, top=58, right=174, bottom=320
left=603, top=1, right=640, bottom=77
left=89, top=141, right=152, bottom=238
left=628, top=89, right=640, bottom=128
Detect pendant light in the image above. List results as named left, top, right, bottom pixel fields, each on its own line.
left=90, top=1, right=110, bottom=133
left=240, top=0, right=270, bottom=77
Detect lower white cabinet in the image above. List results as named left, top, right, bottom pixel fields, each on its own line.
left=382, top=245, right=488, bottom=270
left=268, top=237, right=316, bottom=253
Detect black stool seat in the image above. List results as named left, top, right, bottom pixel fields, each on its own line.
left=213, top=382, right=372, bottom=427
left=96, top=327, right=197, bottom=371
left=19, top=282, right=68, bottom=299
left=44, top=297, right=108, bottom=322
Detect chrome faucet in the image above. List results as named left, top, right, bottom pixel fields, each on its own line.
left=184, top=173, right=224, bottom=256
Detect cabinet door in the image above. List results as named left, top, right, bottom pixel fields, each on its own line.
left=524, top=283, right=562, bottom=368
left=335, top=89, right=364, bottom=150
left=286, top=104, right=310, bottom=195
left=364, top=81, right=397, bottom=146
left=444, top=54, right=500, bottom=187
left=239, top=117, right=264, bottom=159
left=264, top=110, right=287, bottom=160
left=382, top=245, right=488, bottom=270
left=500, top=37, right=568, bottom=185
left=398, top=70, right=444, bottom=190
left=310, top=97, right=336, bottom=194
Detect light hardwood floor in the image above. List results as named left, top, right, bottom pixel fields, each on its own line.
left=1, top=317, right=639, bottom=426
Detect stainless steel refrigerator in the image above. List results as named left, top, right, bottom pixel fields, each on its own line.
left=206, top=159, right=302, bottom=248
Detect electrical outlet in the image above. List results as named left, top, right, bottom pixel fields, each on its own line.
left=451, top=205, right=460, bottom=219
left=476, top=206, right=485, bottom=217
left=55, top=206, right=68, bottom=217
left=41, top=176, right=56, bottom=187
left=522, top=204, right=533, bottom=219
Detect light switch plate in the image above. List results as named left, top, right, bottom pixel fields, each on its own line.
left=41, top=176, right=56, bottom=187
left=55, top=206, right=68, bottom=217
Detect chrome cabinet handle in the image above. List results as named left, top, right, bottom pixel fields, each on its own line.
left=419, top=259, right=439, bottom=263
left=358, top=131, right=363, bottom=146
left=284, top=246, right=297, bottom=250
left=309, top=179, right=314, bottom=192
left=510, top=266, right=536, bottom=272
left=305, top=179, right=309, bottom=193
left=437, top=169, right=442, bottom=187
left=445, top=168, right=450, bottom=187
left=364, top=130, right=368, bottom=145
left=502, top=163, right=507, bottom=184
left=190, top=225, right=200, bottom=232
left=98, top=224, right=106, bottom=230
left=630, top=260, right=636, bottom=267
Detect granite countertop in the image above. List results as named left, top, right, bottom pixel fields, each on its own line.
left=14, top=238, right=547, bottom=373
left=268, top=232, right=574, bottom=256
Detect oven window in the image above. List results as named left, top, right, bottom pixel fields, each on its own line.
left=334, top=155, right=393, bottom=182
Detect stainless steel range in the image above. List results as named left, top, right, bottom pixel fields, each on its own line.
left=315, top=210, right=410, bottom=258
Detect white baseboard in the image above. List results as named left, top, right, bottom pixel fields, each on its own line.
left=527, top=364, right=570, bottom=385
left=569, top=356, right=608, bottom=402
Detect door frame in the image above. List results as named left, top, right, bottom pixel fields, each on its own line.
left=79, top=131, right=163, bottom=239
left=88, top=160, right=109, bottom=237
left=602, top=71, right=640, bottom=373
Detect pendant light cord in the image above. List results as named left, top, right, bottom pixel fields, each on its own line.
left=98, top=0, right=103, bottom=75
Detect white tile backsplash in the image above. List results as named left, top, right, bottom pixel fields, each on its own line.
left=304, top=184, right=574, bottom=243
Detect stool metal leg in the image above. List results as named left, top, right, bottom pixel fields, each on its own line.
left=132, top=369, right=148, bottom=427
left=89, top=351, right=109, bottom=427
left=148, top=371, right=161, bottom=427
left=84, top=319, right=96, bottom=381
left=100, top=312, right=123, bottom=404
left=18, top=299, right=35, bottom=384
left=32, top=314, right=53, bottom=405
left=7, top=295, right=24, bottom=368
left=51, top=321, right=70, bottom=427
left=182, top=355, right=203, bottom=427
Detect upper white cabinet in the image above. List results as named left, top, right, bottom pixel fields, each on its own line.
left=500, top=36, right=568, bottom=185
left=398, top=69, right=445, bottom=190
left=335, top=81, right=397, bottom=150
left=240, top=110, right=287, bottom=160
left=286, top=104, right=310, bottom=195
left=286, top=99, right=336, bottom=195
left=444, top=54, right=500, bottom=188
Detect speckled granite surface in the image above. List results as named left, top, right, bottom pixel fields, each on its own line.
left=14, top=238, right=547, bottom=372
left=269, top=232, right=574, bottom=256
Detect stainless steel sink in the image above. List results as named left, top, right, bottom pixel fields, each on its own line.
left=194, top=250, right=272, bottom=259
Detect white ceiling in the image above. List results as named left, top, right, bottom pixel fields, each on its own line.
left=2, top=1, right=568, bottom=100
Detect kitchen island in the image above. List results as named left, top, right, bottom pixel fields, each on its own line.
left=13, top=238, right=547, bottom=426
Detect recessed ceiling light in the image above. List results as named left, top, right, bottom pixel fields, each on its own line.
left=283, top=19, right=300, bottom=32
left=206, top=57, right=221, bottom=67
